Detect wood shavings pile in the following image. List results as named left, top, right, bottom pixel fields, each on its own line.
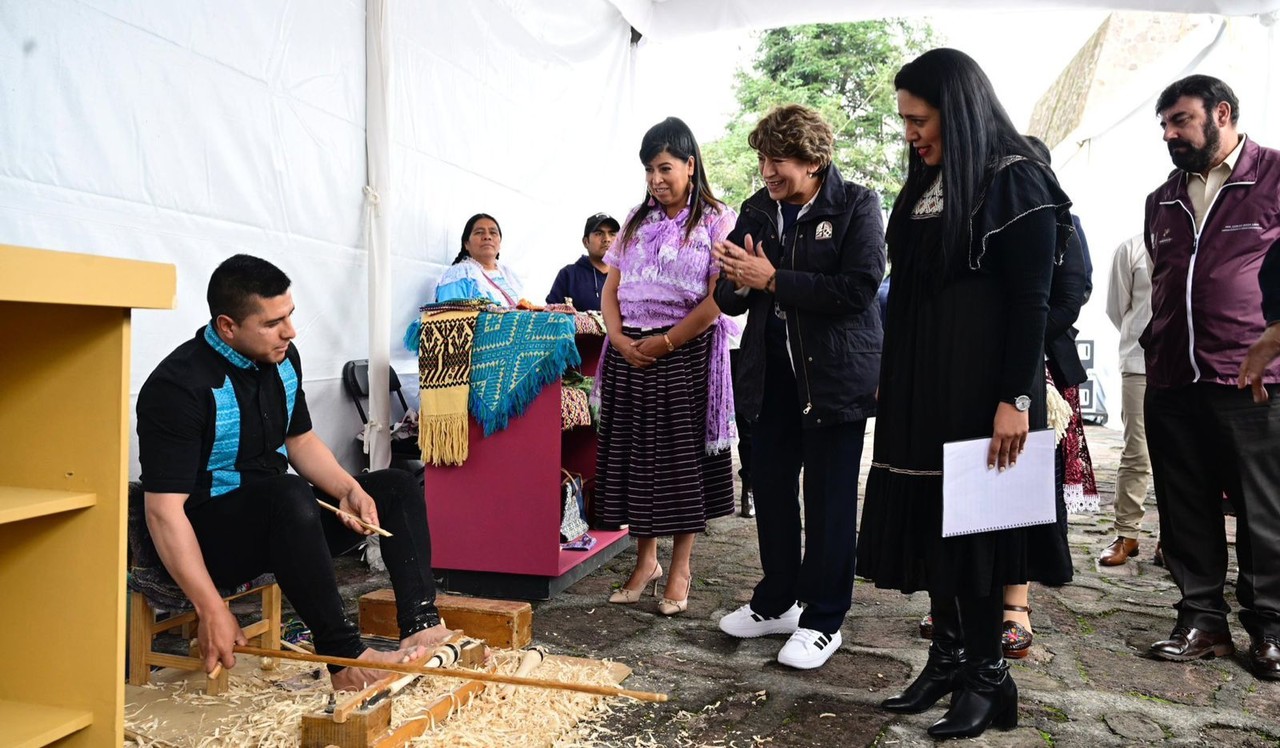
left=393, top=650, right=620, bottom=747
left=124, top=650, right=630, bottom=747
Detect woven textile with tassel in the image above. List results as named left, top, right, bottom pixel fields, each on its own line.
left=468, top=310, right=580, bottom=435
left=417, top=308, right=480, bottom=465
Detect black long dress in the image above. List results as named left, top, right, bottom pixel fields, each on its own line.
left=856, top=158, right=1074, bottom=598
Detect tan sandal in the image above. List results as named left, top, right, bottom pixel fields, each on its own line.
left=657, top=575, right=690, bottom=616
left=609, top=563, right=662, bottom=604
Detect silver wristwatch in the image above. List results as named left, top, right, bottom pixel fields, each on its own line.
left=1011, top=395, right=1031, bottom=412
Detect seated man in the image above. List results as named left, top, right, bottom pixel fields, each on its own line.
left=546, top=212, right=617, bottom=311
left=137, top=254, right=450, bottom=691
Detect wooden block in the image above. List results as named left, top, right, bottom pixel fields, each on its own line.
left=359, top=590, right=532, bottom=649
left=300, top=698, right=391, bottom=748
left=459, top=639, right=486, bottom=668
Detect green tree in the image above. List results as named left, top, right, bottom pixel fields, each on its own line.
left=706, top=21, right=935, bottom=209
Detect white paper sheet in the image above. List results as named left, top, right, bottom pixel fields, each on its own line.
left=942, top=429, right=1056, bottom=538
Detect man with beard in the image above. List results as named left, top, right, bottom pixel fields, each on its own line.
left=1141, top=75, right=1280, bottom=681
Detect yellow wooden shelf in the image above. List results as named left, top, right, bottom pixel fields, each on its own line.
left=0, top=246, right=174, bottom=745
left=0, top=699, right=93, bottom=748
left=0, top=486, right=96, bottom=526
left=0, top=243, right=175, bottom=309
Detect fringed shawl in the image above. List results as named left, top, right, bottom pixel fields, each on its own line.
left=468, top=310, right=580, bottom=436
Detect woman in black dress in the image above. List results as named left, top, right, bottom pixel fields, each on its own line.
left=856, top=48, right=1074, bottom=739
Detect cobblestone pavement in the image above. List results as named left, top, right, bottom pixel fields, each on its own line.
left=333, top=424, right=1280, bottom=746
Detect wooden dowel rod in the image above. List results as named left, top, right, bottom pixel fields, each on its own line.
left=233, top=645, right=667, bottom=703
left=315, top=499, right=393, bottom=537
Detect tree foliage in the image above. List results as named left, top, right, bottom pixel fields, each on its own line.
left=706, top=21, right=935, bottom=209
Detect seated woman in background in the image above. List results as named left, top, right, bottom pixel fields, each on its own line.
left=434, top=213, right=524, bottom=306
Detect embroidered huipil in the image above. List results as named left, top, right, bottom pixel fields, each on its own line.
left=434, top=258, right=523, bottom=307
left=604, top=199, right=740, bottom=452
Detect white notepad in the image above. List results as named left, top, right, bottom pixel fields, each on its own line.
left=941, top=429, right=1056, bottom=538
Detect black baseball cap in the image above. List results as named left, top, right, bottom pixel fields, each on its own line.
left=583, top=212, right=620, bottom=238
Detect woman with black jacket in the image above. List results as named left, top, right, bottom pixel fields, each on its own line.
left=859, top=49, right=1075, bottom=740
left=712, top=104, right=885, bottom=671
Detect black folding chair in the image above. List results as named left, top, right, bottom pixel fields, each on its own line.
left=341, top=359, right=424, bottom=476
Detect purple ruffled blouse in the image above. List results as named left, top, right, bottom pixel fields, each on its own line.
left=602, top=199, right=739, bottom=453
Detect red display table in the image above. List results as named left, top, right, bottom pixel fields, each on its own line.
left=424, top=335, right=628, bottom=600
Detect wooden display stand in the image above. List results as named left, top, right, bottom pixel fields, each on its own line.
left=0, top=245, right=174, bottom=747
left=424, top=335, right=629, bottom=600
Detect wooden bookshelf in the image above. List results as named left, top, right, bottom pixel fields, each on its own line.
left=0, top=244, right=174, bottom=747
left=0, top=700, right=94, bottom=748
left=0, top=486, right=96, bottom=525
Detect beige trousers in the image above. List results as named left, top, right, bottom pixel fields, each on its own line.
left=1113, top=372, right=1152, bottom=538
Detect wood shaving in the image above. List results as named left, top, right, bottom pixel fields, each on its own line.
left=124, top=650, right=630, bottom=747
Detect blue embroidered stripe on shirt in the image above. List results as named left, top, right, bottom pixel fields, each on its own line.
left=277, top=358, right=298, bottom=458
left=209, top=375, right=241, bottom=496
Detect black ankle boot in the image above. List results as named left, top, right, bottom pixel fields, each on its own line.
left=882, top=603, right=965, bottom=713
left=927, top=658, right=1018, bottom=739
left=739, top=484, right=755, bottom=518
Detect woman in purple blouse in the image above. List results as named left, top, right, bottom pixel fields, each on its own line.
left=595, top=117, right=738, bottom=616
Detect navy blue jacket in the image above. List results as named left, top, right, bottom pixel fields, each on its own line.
left=714, top=162, right=885, bottom=428
left=546, top=255, right=608, bottom=311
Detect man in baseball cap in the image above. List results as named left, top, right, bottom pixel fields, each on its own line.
left=546, top=212, right=619, bottom=311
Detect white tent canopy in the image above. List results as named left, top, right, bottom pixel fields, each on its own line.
left=1, top=0, right=1276, bottom=473
left=610, top=0, right=1280, bottom=39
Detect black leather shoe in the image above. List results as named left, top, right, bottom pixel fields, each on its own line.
left=1148, top=627, right=1235, bottom=661
left=739, top=485, right=755, bottom=518
left=1248, top=637, right=1280, bottom=680
left=927, top=658, right=1018, bottom=739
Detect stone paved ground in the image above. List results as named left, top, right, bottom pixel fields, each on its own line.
left=334, top=424, right=1280, bottom=746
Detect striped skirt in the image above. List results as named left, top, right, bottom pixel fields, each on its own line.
left=594, top=326, right=735, bottom=537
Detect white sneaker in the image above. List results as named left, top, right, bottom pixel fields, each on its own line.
left=718, top=602, right=802, bottom=638
left=777, top=628, right=842, bottom=669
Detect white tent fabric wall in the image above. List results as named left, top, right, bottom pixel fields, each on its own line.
left=384, top=2, right=637, bottom=379
left=1, top=0, right=373, bottom=470
left=0, top=1, right=637, bottom=475
left=1050, top=13, right=1280, bottom=425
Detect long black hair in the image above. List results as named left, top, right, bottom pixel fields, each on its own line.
left=451, top=213, right=502, bottom=265
left=619, top=117, right=724, bottom=250
left=886, top=48, right=1039, bottom=274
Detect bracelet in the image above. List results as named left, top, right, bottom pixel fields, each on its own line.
left=766, top=272, right=777, bottom=293
left=662, top=333, right=675, bottom=352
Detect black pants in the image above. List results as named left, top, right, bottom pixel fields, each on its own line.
left=185, top=469, right=439, bottom=663
left=730, top=348, right=753, bottom=486
left=750, top=357, right=867, bottom=634
left=1146, top=383, right=1280, bottom=639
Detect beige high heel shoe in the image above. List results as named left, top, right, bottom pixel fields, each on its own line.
left=609, top=563, right=662, bottom=604
left=658, top=575, right=691, bottom=616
